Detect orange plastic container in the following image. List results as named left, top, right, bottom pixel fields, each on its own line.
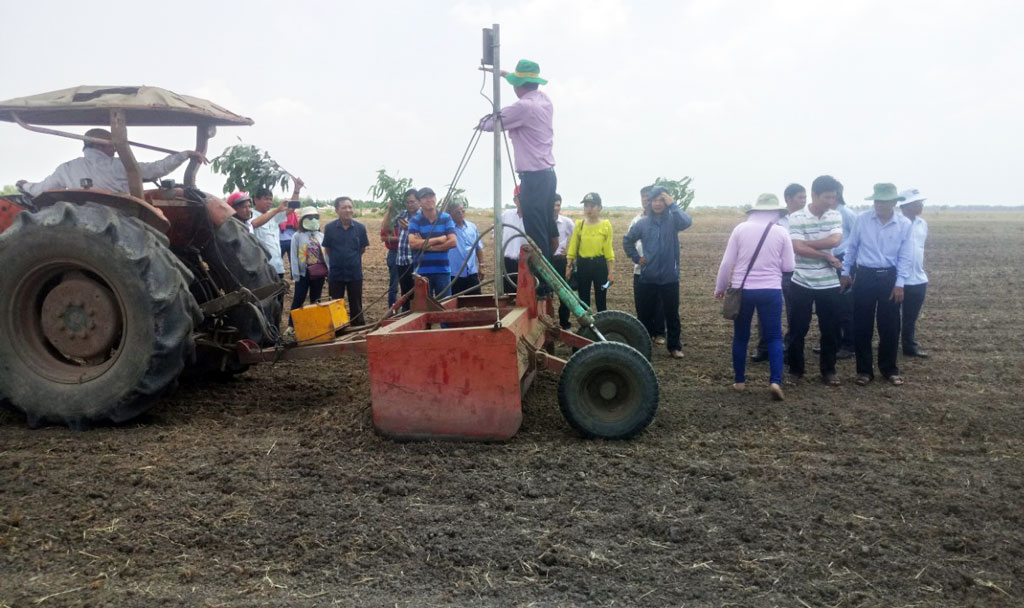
left=290, top=299, right=349, bottom=344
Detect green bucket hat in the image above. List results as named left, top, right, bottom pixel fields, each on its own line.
left=504, top=59, right=548, bottom=87
left=864, top=183, right=906, bottom=202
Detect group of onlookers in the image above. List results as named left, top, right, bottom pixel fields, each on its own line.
left=228, top=174, right=929, bottom=397
left=715, top=176, right=929, bottom=401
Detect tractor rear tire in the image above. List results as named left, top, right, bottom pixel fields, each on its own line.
left=558, top=341, right=658, bottom=439
left=0, top=202, right=201, bottom=427
left=578, top=310, right=653, bottom=361
left=212, top=218, right=283, bottom=346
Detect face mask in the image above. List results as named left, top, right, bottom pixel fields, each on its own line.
left=302, top=217, right=320, bottom=231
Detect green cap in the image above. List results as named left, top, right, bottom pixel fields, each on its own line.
left=864, top=183, right=905, bottom=202
left=504, top=59, right=548, bottom=87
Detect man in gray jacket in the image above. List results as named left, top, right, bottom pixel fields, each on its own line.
left=623, top=186, right=693, bottom=359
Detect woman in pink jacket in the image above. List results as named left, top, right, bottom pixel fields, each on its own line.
left=715, top=194, right=795, bottom=400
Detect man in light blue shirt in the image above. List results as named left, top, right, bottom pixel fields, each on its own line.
left=840, top=183, right=915, bottom=386
left=447, top=200, right=484, bottom=295
left=898, top=189, right=929, bottom=358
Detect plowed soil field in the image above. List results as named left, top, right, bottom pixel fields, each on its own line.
left=2, top=209, right=1022, bottom=607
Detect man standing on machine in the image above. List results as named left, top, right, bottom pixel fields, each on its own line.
left=477, top=59, right=557, bottom=275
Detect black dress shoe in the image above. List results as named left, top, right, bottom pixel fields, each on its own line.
left=904, top=348, right=929, bottom=358
left=750, top=352, right=769, bottom=362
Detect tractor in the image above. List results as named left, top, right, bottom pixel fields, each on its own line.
left=0, top=86, right=283, bottom=428
left=1, top=85, right=661, bottom=441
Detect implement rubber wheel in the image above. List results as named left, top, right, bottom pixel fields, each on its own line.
left=578, top=310, right=652, bottom=361
left=0, top=202, right=201, bottom=427
left=558, top=341, right=659, bottom=439
left=212, top=218, right=282, bottom=345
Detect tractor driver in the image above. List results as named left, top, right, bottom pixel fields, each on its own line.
left=16, top=128, right=206, bottom=197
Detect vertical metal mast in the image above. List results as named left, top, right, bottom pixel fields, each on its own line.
left=490, top=24, right=503, bottom=297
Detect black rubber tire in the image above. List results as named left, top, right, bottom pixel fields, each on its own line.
left=578, top=310, right=653, bottom=361
left=0, top=202, right=201, bottom=427
left=558, top=341, right=659, bottom=439
left=212, top=218, right=283, bottom=346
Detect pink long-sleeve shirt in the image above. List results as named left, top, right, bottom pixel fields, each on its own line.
left=715, top=211, right=795, bottom=294
left=478, top=89, right=555, bottom=172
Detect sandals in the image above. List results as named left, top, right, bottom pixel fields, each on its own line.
left=822, top=373, right=841, bottom=387
left=732, top=382, right=746, bottom=392
left=855, top=375, right=872, bottom=386
left=769, top=383, right=785, bottom=401
left=887, top=375, right=905, bottom=386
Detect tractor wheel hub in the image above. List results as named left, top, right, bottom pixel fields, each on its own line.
left=40, top=278, right=120, bottom=360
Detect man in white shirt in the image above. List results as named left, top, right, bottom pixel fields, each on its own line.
left=17, top=128, right=203, bottom=197
left=500, top=186, right=527, bottom=293
left=898, top=189, right=929, bottom=358
left=251, top=180, right=303, bottom=278
left=551, top=194, right=575, bottom=328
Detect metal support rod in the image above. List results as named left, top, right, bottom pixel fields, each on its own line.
left=11, top=112, right=181, bottom=155
left=491, top=23, right=504, bottom=298
left=109, top=109, right=143, bottom=198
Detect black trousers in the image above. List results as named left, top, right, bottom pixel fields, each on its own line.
left=519, top=168, right=558, bottom=262
left=329, top=279, right=364, bottom=326
left=853, top=266, right=901, bottom=378
left=634, top=274, right=665, bottom=337
left=788, top=283, right=841, bottom=377
left=503, top=257, right=519, bottom=294
left=575, top=257, right=608, bottom=312
left=396, top=263, right=415, bottom=311
left=289, top=275, right=325, bottom=326
left=451, top=273, right=481, bottom=296
left=551, top=257, right=572, bottom=328
left=902, top=282, right=927, bottom=352
left=637, top=281, right=682, bottom=352
left=757, top=270, right=793, bottom=356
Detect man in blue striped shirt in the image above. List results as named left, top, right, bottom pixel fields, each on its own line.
left=841, top=183, right=915, bottom=386
left=407, top=187, right=457, bottom=298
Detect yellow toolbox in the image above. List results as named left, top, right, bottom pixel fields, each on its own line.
left=290, top=299, right=349, bottom=344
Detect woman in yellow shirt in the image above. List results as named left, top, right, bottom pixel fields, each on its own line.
left=565, top=192, right=614, bottom=312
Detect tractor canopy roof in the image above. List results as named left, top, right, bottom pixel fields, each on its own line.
left=0, top=85, right=254, bottom=127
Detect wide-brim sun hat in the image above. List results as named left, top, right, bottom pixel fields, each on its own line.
left=864, top=183, right=905, bottom=202
left=898, top=188, right=927, bottom=205
left=746, top=193, right=787, bottom=213
left=298, top=206, right=319, bottom=219
left=504, top=59, right=548, bottom=87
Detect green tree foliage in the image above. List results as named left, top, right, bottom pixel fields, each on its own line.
left=211, top=145, right=292, bottom=195
left=653, top=176, right=695, bottom=210
left=1, top=184, right=20, bottom=195
left=368, top=169, right=413, bottom=218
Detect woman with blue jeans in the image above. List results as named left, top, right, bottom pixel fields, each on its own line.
left=715, top=194, right=795, bottom=400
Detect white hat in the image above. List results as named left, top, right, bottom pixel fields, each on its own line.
left=746, top=193, right=787, bottom=213
left=898, top=188, right=926, bottom=205
left=298, top=206, right=319, bottom=219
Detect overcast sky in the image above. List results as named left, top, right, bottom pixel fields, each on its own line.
left=2, top=0, right=1021, bottom=207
